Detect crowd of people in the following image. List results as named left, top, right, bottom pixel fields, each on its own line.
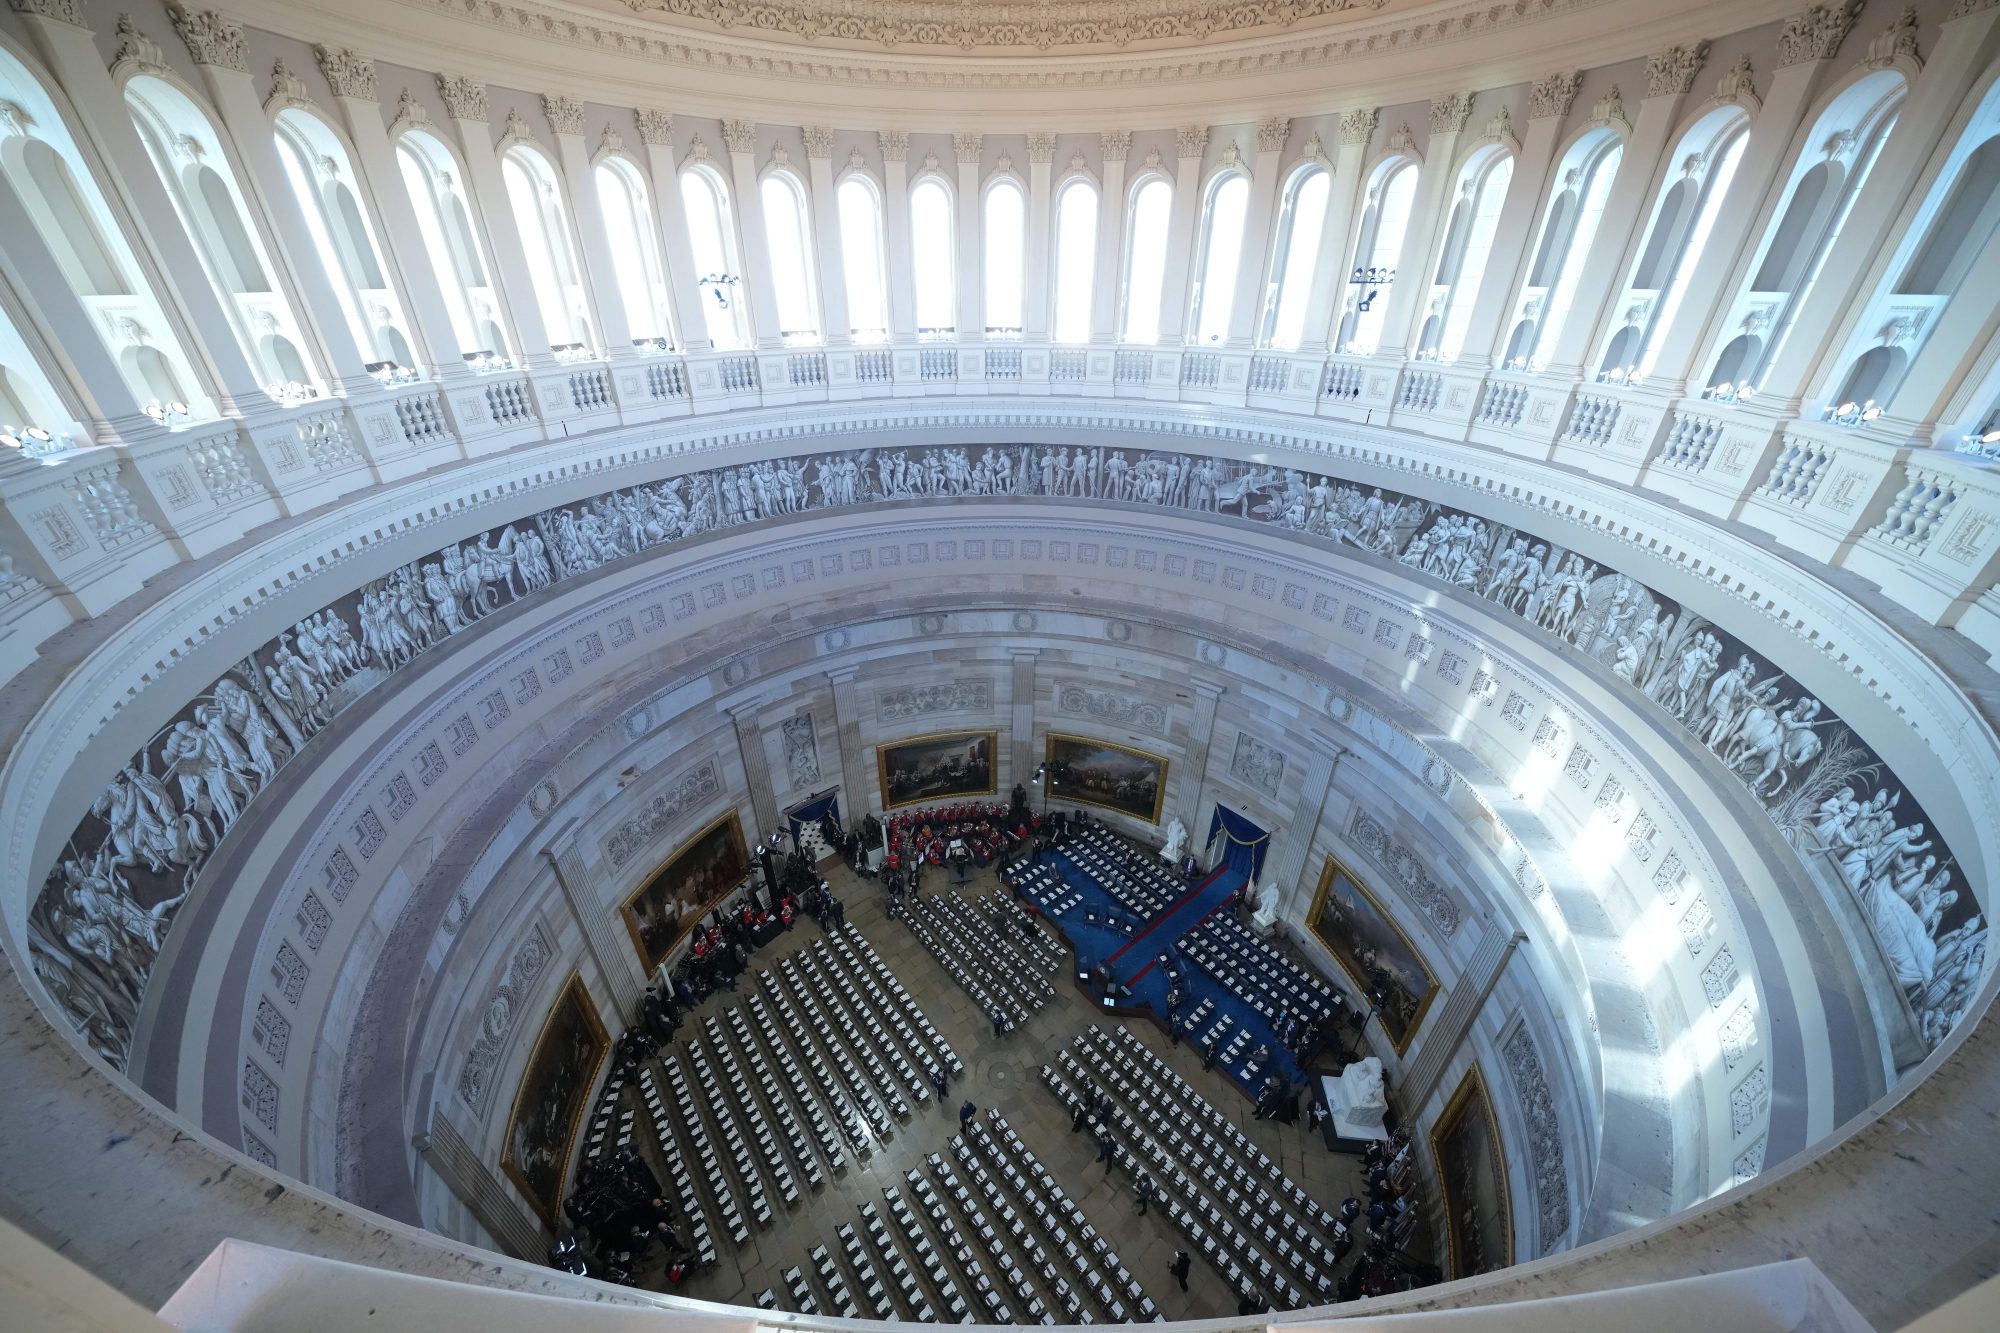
left=553, top=1145, right=695, bottom=1287
left=886, top=801, right=1030, bottom=870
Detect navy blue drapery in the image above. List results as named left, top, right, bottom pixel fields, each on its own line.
left=787, top=789, right=841, bottom=844
left=1205, top=804, right=1270, bottom=879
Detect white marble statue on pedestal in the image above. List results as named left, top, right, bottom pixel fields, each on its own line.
left=1338, top=1056, right=1388, bottom=1130
left=1160, top=816, right=1188, bottom=864
left=1249, top=879, right=1281, bottom=938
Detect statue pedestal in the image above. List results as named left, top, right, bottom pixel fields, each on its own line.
left=1321, top=1056, right=1392, bottom=1144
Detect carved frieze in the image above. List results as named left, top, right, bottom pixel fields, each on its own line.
left=603, top=758, right=724, bottom=868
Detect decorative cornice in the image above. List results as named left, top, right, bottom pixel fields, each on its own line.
left=167, top=5, right=247, bottom=73
left=1337, top=107, right=1376, bottom=146
left=1776, top=2, right=1861, bottom=66
left=1528, top=70, right=1582, bottom=120
left=721, top=117, right=757, bottom=154
left=1026, top=131, right=1058, bottom=165
left=622, top=0, right=1368, bottom=53
left=1645, top=41, right=1709, bottom=96
left=390, top=88, right=432, bottom=136
left=6, top=0, right=86, bottom=28
left=1175, top=124, right=1208, bottom=158
left=314, top=46, right=377, bottom=101
left=436, top=74, right=490, bottom=122
left=1589, top=85, right=1632, bottom=134
left=953, top=131, right=984, bottom=164
left=1863, top=5, right=1922, bottom=69
left=264, top=59, right=313, bottom=114
left=1429, top=91, right=1474, bottom=135
left=803, top=125, right=837, bottom=159
left=1255, top=116, right=1290, bottom=154
left=1099, top=129, right=1131, bottom=163
left=635, top=107, right=674, bottom=146
left=110, top=15, right=169, bottom=78
left=878, top=129, right=909, bottom=163
left=543, top=93, right=584, bottom=137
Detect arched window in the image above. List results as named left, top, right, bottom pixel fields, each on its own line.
left=1338, top=159, right=1418, bottom=353
left=0, top=305, right=76, bottom=449
left=17, top=139, right=126, bottom=297
left=759, top=171, right=820, bottom=344
left=397, top=131, right=505, bottom=361
left=1600, top=110, right=1749, bottom=380
left=274, top=109, right=414, bottom=370
left=502, top=145, right=590, bottom=352
left=1051, top=177, right=1098, bottom=344
left=982, top=178, right=1026, bottom=336
left=1263, top=165, right=1331, bottom=349
left=1424, top=148, right=1514, bottom=361
left=593, top=157, right=675, bottom=347
left=679, top=165, right=748, bottom=350
left=1190, top=172, right=1250, bottom=345
left=1506, top=130, right=1624, bottom=367
left=1120, top=176, right=1173, bottom=343
left=909, top=177, right=955, bottom=336
left=837, top=175, right=890, bottom=342
left=126, top=76, right=319, bottom=394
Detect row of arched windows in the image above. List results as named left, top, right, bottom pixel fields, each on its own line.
left=1, top=34, right=1998, bottom=445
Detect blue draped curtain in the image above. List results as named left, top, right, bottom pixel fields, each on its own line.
left=1205, top=804, right=1270, bottom=879
left=787, top=789, right=841, bottom=844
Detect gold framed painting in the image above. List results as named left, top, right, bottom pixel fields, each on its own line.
left=1306, top=854, right=1440, bottom=1054
left=500, top=972, right=609, bottom=1226
left=619, top=811, right=751, bottom=971
left=1430, top=1063, right=1513, bottom=1279
left=876, top=730, right=998, bottom=809
left=1046, top=733, right=1168, bottom=824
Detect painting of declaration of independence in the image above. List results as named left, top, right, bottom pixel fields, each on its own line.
left=620, top=812, right=751, bottom=971
left=501, top=972, right=608, bottom=1226
left=27, top=442, right=1983, bottom=1076
left=1048, top=734, right=1168, bottom=824
left=1431, top=1065, right=1513, bottom=1279
left=1308, top=855, right=1440, bottom=1054
left=878, top=731, right=997, bottom=809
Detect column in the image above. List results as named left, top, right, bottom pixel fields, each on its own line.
left=720, top=119, right=783, bottom=349
left=1171, top=676, right=1226, bottom=833
left=542, top=818, right=647, bottom=1011
left=802, top=127, right=852, bottom=345
left=545, top=96, right=632, bottom=361
left=1091, top=132, right=1130, bottom=345
left=1023, top=133, right=1056, bottom=341
left=954, top=133, right=984, bottom=337
left=318, top=52, right=474, bottom=382
left=1379, top=94, right=1475, bottom=359
left=15, top=9, right=273, bottom=416
left=1544, top=47, right=1708, bottom=377
left=189, top=50, right=377, bottom=395
left=1299, top=111, right=1373, bottom=354
left=634, top=111, right=710, bottom=351
left=414, top=1101, right=545, bottom=1256
left=1266, top=732, right=1345, bottom=911
left=880, top=132, right=918, bottom=342
left=436, top=75, right=551, bottom=366
left=1223, top=119, right=1289, bottom=349
left=729, top=700, right=784, bottom=840
left=1399, top=929, right=1525, bottom=1109
left=825, top=666, right=869, bottom=818
left=1008, top=648, right=1040, bottom=790
left=1458, top=77, right=1573, bottom=367
left=1639, top=58, right=1824, bottom=392
left=1760, top=4, right=2000, bottom=412
left=1158, top=126, right=1207, bottom=341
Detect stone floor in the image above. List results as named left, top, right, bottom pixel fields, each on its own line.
left=625, top=862, right=1373, bottom=1321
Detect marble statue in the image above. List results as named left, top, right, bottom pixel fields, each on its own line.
left=1160, top=816, right=1188, bottom=864
left=1250, top=880, right=1281, bottom=938
left=1332, top=1055, right=1389, bottom=1133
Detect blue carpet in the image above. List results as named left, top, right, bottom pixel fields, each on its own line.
left=1021, top=850, right=1312, bottom=1101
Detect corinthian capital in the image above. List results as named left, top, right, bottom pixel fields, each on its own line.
left=1776, top=2, right=1861, bottom=66
left=878, top=129, right=909, bottom=163
left=1429, top=93, right=1474, bottom=135
left=721, top=118, right=757, bottom=155
left=1646, top=41, right=1710, bottom=96
left=168, top=5, right=247, bottom=72
left=315, top=46, right=377, bottom=101
left=1174, top=124, right=1208, bottom=158
left=1099, top=130, right=1131, bottom=164
left=1256, top=117, right=1290, bottom=154
left=544, top=94, right=584, bottom=137
left=1026, top=131, right=1057, bottom=164
left=634, top=108, right=673, bottom=146
left=803, top=125, right=837, bottom=159
left=436, top=74, right=489, bottom=122
left=1337, top=108, right=1377, bottom=146
left=1528, top=71, right=1582, bottom=120
left=953, top=132, right=984, bottom=164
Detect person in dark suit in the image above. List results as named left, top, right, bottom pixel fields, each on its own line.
left=1168, top=1250, right=1191, bottom=1291
left=959, top=1100, right=977, bottom=1132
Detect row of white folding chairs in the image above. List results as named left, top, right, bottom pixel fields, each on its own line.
left=857, top=1198, right=939, bottom=1323
left=768, top=958, right=901, bottom=1133
left=794, top=944, right=931, bottom=1105
left=836, top=1218, right=900, bottom=1319
left=781, top=1263, right=821, bottom=1314
left=977, top=890, right=1067, bottom=972
left=905, top=1166, right=1013, bottom=1322
left=1043, top=1059, right=1308, bottom=1310
left=904, top=912, right=1023, bottom=1031
left=1186, top=917, right=1338, bottom=1018
left=883, top=1183, right=976, bottom=1322
left=828, top=927, right=966, bottom=1078
left=914, top=896, right=1047, bottom=1016
left=1060, top=844, right=1178, bottom=920
left=754, top=970, right=877, bottom=1154
left=1014, top=864, right=1084, bottom=918
left=740, top=993, right=847, bottom=1174
left=963, top=1115, right=1142, bottom=1322
left=927, top=1152, right=1055, bottom=1324
left=658, top=1055, right=753, bottom=1245
left=715, top=1007, right=823, bottom=1192
left=933, top=891, right=1060, bottom=998
left=806, top=1241, right=860, bottom=1318
left=683, top=1042, right=776, bottom=1230
left=632, top=1067, right=719, bottom=1269
left=1071, top=827, right=1184, bottom=903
